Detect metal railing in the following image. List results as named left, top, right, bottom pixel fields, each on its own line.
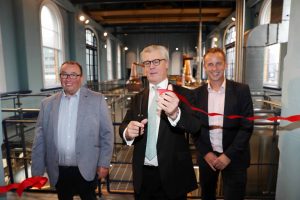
left=1, top=91, right=280, bottom=199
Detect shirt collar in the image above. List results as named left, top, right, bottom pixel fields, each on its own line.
left=149, top=78, right=168, bottom=90
left=207, top=79, right=226, bottom=93
left=62, top=88, right=81, bottom=98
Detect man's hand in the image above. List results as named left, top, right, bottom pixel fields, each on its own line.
left=204, top=152, right=218, bottom=171
left=125, top=119, right=148, bottom=140
left=97, top=167, right=109, bottom=179
left=213, top=153, right=231, bottom=170
left=157, top=84, right=179, bottom=120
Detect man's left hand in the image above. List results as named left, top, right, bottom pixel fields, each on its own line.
left=213, top=154, right=231, bottom=170
left=97, top=167, right=109, bottom=179
left=157, top=84, right=179, bottom=120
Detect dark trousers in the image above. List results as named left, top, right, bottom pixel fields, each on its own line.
left=135, top=166, right=187, bottom=200
left=55, top=166, right=97, bottom=200
left=199, top=161, right=247, bottom=200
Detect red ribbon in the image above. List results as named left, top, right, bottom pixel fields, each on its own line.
left=0, top=176, right=48, bottom=196
left=158, top=89, right=300, bottom=123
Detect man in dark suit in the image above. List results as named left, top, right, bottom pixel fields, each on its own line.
left=179, top=47, right=254, bottom=200
left=31, top=61, right=114, bottom=200
left=119, top=45, right=197, bottom=200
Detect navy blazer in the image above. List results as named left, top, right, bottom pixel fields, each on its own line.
left=178, top=80, right=254, bottom=169
left=119, top=84, right=197, bottom=199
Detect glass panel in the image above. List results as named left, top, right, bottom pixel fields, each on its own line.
left=107, top=39, right=112, bottom=80
left=117, top=44, right=121, bottom=79
left=43, top=47, right=60, bottom=88
left=263, top=44, right=281, bottom=88
left=225, top=26, right=236, bottom=45
left=85, top=29, right=98, bottom=82
left=225, top=47, right=235, bottom=80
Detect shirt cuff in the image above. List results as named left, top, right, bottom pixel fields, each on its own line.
left=123, top=127, right=134, bottom=146
left=168, top=108, right=181, bottom=127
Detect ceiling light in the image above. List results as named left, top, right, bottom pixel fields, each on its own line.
left=103, top=32, right=108, bottom=37
left=231, top=17, right=236, bottom=22
left=124, top=46, right=128, bottom=51
left=175, top=47, right=179, bottom=51
left=85, top=19, right=90, bottom=24
left=79, top=15, right=85, bottom=22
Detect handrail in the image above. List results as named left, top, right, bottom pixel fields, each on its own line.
left=0, top=90, right=32, bottom=98
left=1, top=101, right=279, bottom=198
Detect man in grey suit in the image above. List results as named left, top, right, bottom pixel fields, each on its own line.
left=31, top=61, right=114, bottom=200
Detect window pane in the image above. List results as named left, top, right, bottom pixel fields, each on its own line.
left=117, top=44, right=121, bottom=79
left=43, top=47, right=60, bottom=88
left=225, top=26, right=236, bottom=45
left=226, top=47, right=235, bottom=80
left=107, top=39, right=112, bottom=80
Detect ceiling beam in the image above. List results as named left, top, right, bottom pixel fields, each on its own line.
left=71, top=0, right=235, bottom=4
left=93, top=16, right=224, bottom=24
left=89, top=8, right=232, bottom=16
left=89, top=7, right=232, bottom=24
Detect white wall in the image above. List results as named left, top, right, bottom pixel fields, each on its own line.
left=170, top=51, right=182, bottom=75
left=276, top=0, right=300, bottom=199
left=0, top=100, right=6, bottom=200
left=0, top=25, right=6, bottom=93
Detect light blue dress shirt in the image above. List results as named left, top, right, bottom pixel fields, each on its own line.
left=57, top=89, right=80, bottom=166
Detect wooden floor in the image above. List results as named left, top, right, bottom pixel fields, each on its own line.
left=5, top=191, right=134, bottom=200
left=1, top=95, right=277, bottom=200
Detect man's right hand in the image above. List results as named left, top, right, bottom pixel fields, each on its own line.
left=125, top=119, right=148, bottom=140
left=204, top=152, right=218, bottom=171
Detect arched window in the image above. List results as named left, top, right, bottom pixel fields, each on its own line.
left=259, top=0, right=271, bottom=25
left=107, top=39, right=112, bottom=80
left=223, top=23, right=236, bottom=80
left=85, top=28, right=98, bottom=83
left=116, top=44, right=121, bottom=79
left=40, top=2, right=64, bottom=88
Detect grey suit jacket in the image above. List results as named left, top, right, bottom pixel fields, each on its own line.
left=31, top=87, right=114, bottom=187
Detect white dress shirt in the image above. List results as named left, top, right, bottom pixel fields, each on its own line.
left=208, top=80, right=226, bottom=153
left=57, top=89, right=80, bottom=166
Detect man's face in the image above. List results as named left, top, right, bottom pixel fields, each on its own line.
left=142, top=50, right=168, bottom=85
left=60, top=63, right=83, bottom=96
left=204, top=52, right=227, bottom=83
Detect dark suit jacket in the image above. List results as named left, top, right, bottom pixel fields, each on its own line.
left=119, top=84, right=197, bottom=199
left=178, top=80, right=254, bottom=169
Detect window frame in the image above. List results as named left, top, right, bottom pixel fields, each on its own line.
left=223, top=22, right=236, bottom=80
left=85, top=28, right=99, bottom=83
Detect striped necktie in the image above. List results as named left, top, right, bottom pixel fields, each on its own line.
left=145, top=85, right=158, bottom=160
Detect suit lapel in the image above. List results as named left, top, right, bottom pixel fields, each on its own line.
left=141, top=88, right=149, bottom=119
left=76, top=87, right=89, bottom=138
left=53, top=92, right=62, bottom=147
left=201, top=84, right=209, bottom=125
left=223, top=80, right=233, bottom=125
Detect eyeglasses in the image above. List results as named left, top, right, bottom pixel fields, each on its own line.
left=60, top=73, right=81, bottom=79
left=142, top=59, right=165, bottom=68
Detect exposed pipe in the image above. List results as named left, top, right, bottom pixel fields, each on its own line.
left=235, top=0, right=245, bottom=82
